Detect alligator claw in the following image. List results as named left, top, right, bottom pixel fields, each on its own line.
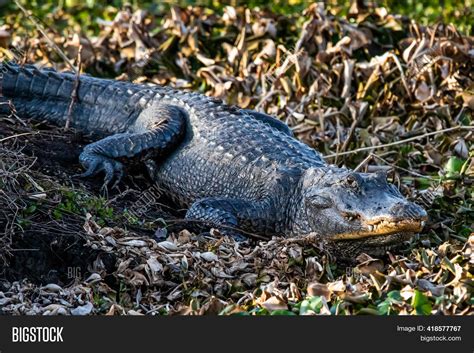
left=110, top=167, right=124, bottom=190
left=98, top=159, right=124, bottom=190
left=75, top=151, right=124, bottom=189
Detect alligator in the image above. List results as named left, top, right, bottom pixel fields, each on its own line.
left=0, top=62, right=427, bottom=257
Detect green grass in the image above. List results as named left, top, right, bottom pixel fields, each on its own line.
left=2, top=0, right=472, bottom=34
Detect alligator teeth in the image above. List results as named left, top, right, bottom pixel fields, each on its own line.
left=365, top=219, right=424, bottom=234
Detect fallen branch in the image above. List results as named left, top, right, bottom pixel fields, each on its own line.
left=324, top=125, right=474, bottom=159
left=65, top=45, right=83, bottom=130
left=0, top=132, right=38, bottom=143
left=14, top=0, right=76, bottom=72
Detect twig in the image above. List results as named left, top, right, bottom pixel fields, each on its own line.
left=165, top=218, right=268, bottom=240
left=255, top=89, right=282, bottom=111
left=324, top=125, right=474, bottom=159
left=65, top=45, right=83, bottom=130
left=0, top=100, right=27, bottom=126
left=389, top=53, right=411, bottom=99
left=354, top=153, right=434, bottom=180
left=370, top=154, right=435, bottom=179
left=336, top=109, right=362, bottom=164
left=353, top=153, right=374, bottom=172
left=13, top=0, right=76, bottom=73
left=0, top=132, right=38, bottom=143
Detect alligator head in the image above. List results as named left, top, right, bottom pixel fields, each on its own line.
left=297, top=167, right=428, bottom=258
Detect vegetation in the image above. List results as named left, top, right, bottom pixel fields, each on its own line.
left=0, top=0, right=472, bottom=315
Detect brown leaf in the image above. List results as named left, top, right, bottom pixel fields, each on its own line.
left=260, top=296, right=288, bottom=312
left=307, top=282, right=331, bottom=300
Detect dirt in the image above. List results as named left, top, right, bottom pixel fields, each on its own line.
left=0, top=117, right=171, bottom=286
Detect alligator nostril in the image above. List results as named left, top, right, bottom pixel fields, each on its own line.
left=390, top=202, right=405, bottom=214
left=391, top=202, right=426, bottom=220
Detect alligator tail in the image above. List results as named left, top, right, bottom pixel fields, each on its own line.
left=0, top=62, right=142, bottom=134
left=0, top=61, right=81, bottom=124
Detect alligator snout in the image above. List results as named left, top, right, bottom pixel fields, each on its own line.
left=332, top=200, right=428, bottom=241
left=388, top=201, right=428, bottom=222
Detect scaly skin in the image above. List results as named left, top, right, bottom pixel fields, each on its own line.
left=0, top=63, right=427, bottom=257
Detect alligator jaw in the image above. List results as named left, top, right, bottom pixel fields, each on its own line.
left=331, top=218, right=427, bottom=240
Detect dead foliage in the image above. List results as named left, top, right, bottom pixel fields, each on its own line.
left=0, top=3, right=472, bottom=315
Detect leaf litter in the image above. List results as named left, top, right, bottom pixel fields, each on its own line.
left=0, top=3, right=472, bottom=315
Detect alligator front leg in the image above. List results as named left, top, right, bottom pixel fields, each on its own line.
left=185, top=197, right=276, bottom=240
left=76, top=103, right=186, bottom=188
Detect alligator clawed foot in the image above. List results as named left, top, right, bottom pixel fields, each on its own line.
left=74, top=152, right=124, bottom=190
left=101, top=159, right=124, bottom=190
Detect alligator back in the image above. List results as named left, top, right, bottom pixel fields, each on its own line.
left=0, top=63, right=328, bottom=206
left=152, top=94, right=328, bottom=207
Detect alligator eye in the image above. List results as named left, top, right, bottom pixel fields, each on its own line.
left=345, top=174, right=358, bottom=188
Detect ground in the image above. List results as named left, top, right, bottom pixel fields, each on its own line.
left=0, top=2, right=472, bottom=315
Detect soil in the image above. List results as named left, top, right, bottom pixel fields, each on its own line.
left=0, top=118, right=179, bottom=286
